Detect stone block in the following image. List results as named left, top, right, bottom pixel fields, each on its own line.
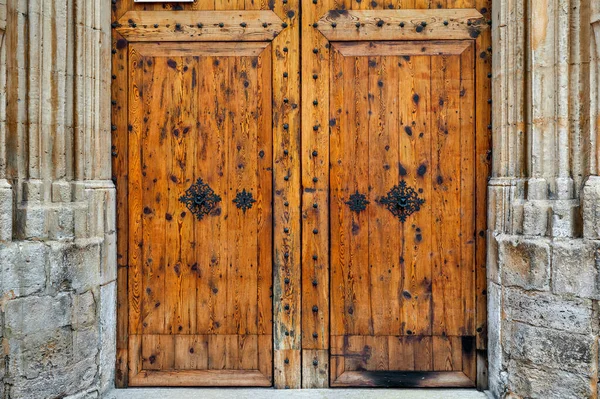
left=504, top=287, right=593, bottom=333
left=507, top=360, right=593, bottom=399
left=9, top=357, right=97, bottom=399
left=52, top=180, right=72, bottom=202
left=4, top=293, right=72, bottom=337
left=583, top=176, right=600, bottom=239
left=487, top=281, right=505, bottom=398
left=0, top=179, right=13, bottom=242
left=487, top=232, right=500, bottom=284
left=522, top=200, right=549, bottom=236
left=0, top=241, right=47, bottom=297
left=47, top=204, right=75, bottom=240
left=65, top=390, right=100, bottom=399
left=549, top=200, right=581, bottom=238
left=49, top=239, right=101, bottom=294
left=73, top=326, right=99, bottom=363
left=99, top=281, right=116, bottom=393
left=510, top=322, right=596, bottom=376
left=15, top=204, right=47, bottom=240
left=552, top=240, right=600, bottom=299
left=101, top=231, right=117, bottom=285
left=72, top=290, right=97, bottom=328
left=8, top=327, right=73, bottom=379
left=498, top=236, right=551, bottom=290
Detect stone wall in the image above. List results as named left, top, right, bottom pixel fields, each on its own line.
left=489, top=0, right=600, bottom=397
left=0, top=1, right=114, bottom=398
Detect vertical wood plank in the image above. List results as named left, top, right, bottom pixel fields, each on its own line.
left=273, top=0, right=301, bottom=387
left=113, top=30, right=130, bottom=387
left=142, top=335, right=175, bottom=370
left=398, top=54, right=433, bottom=337
left=302, top=349, right=329, bottom=388
left=368, top=55, right=401, bottom=336
left=301, top=0, right=330, bottom=365
left=431, top=54, right=464, bottom=336
left=459, top=44, right=476, bottom=336
left=127, top=47, right=144, bottom=339
left=256, top=48, right=274, bottom=340
left=174, top=335, right=209, bottom=370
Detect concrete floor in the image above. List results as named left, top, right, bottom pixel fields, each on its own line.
left=106, top=388, right=490, bottom=399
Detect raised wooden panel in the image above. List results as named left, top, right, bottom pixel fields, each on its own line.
left=126, top=41, right=273, bottom=386
left=328, top=40, right=478, bottom=387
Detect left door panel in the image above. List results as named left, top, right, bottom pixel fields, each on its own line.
left=126, top=42, right=273, bottom=386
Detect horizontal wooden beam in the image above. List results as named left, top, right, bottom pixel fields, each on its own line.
left=332, top=371, right=476, bottom=388
left=132, top=42, right=270, bottom=57
left=130, top=370, right=272, bottom=387
left=117, top=11, right=285, bottom=42
left=317, top=9, right=488, bottom=41
left=331, top=40, right=472, bottom=57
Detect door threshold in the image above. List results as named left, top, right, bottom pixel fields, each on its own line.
left=106, top=388, right=490, bottom=399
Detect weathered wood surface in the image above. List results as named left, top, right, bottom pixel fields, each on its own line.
left=114, top=0, right=491, bottom=389
left=328, top=40, right=478, bottom=386
left=114, top=0, right=302, bottom=387
left=126, top=42, right=273, bottom=386
left=117, top=11, right=284, bottom=42
left=317, top=9, right=487, bottom=41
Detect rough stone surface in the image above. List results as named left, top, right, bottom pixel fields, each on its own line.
left=506, top=361, right=594, bottom=399
left=552, top=240, right=600, bottom=299
left=503, top=287, right=594, bottom=333
left=0, top=0, right=114, bottom=397
left=497, top=237, right=551, bottom=290
left=488, top=0, right=600, bottom=397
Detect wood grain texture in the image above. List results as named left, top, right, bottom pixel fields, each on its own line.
left=271, top=0, right=302, bottom=387
left=117, top=11, right=284, bottom=42
left=112, top=30, right=129, bottom=388
left=328, top=42, right=478, bottom=387
left=317, top=9, right=487, bottom=42
left=114, top=0, right=491, bottom=389
left=126, top=42, right=273, bottom=387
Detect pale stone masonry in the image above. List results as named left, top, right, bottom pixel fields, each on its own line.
left=489, top=0, right=600, bottom=397
left=0, top=0, right=115, bottom=398
left=0, top=1, right=597, bottom=398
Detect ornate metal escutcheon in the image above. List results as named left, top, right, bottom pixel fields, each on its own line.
left=179, top=178, right=222, bottom=220
left=345, top=190, right=370, bottom=213
left=233, top=189, right=256, bottom=213
left=379, top=180, right=425, bottom=222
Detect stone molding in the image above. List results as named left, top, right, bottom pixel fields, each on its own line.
left=0, top=0, right=114, bottom=398
left=489, top=0, right=600, bottom=397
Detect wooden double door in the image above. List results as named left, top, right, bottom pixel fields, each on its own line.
left=112, top=0, right=491, bottom=390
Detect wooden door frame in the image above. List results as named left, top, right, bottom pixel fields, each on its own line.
left=300, top=6, right=491, bottom=390
left=112, top=1, right=491, bottom=391
left=111, top=5, right=302, bottom=388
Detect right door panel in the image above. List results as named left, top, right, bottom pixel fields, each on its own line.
left=329, top=40, right=477, bottom=387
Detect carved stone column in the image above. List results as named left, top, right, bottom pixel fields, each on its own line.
left=0, top=1, right=115, bottom=397
left=489, top=0, right=599, bottom=397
